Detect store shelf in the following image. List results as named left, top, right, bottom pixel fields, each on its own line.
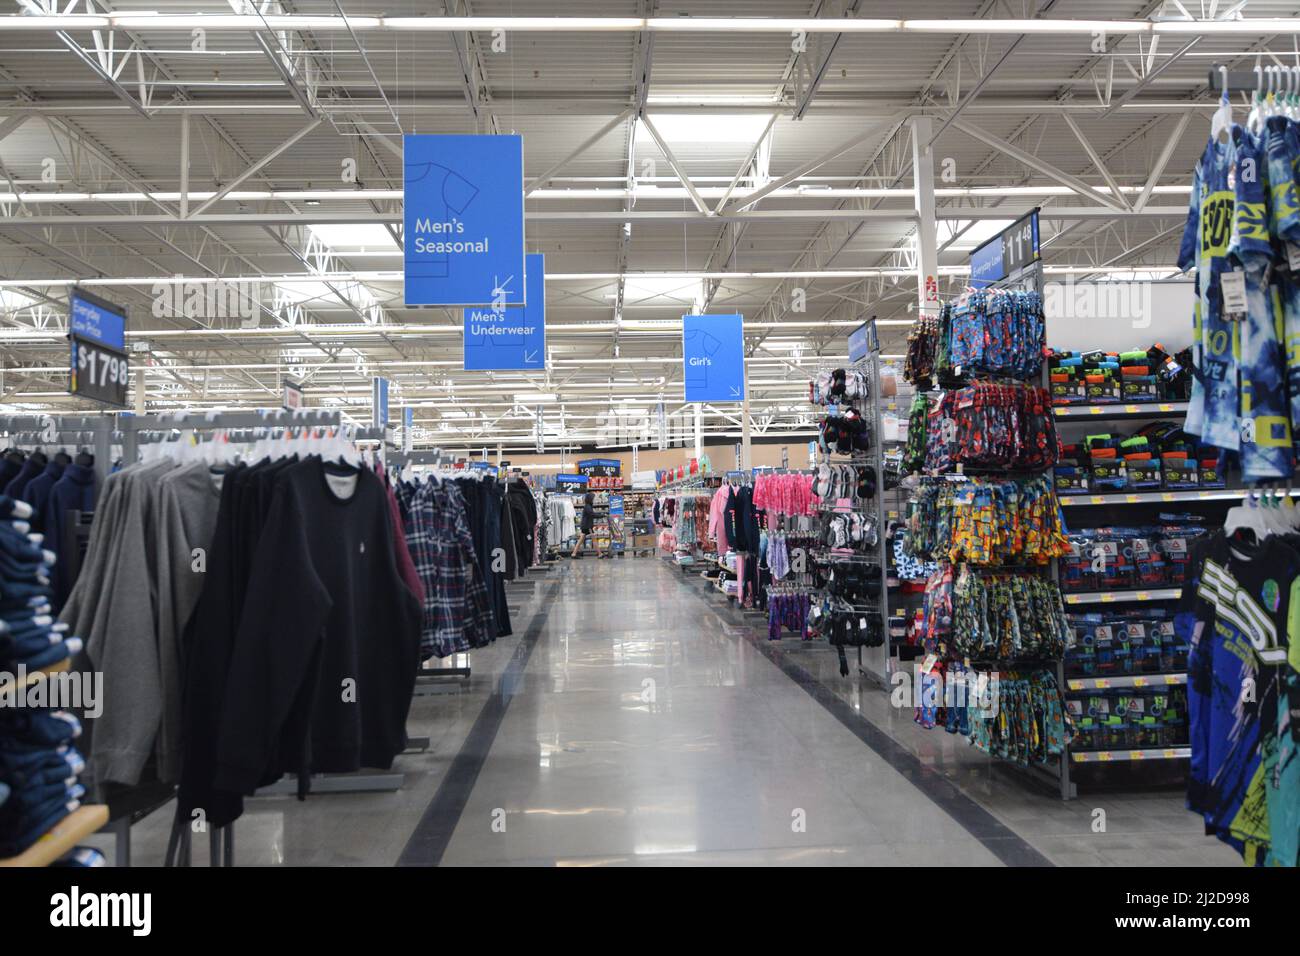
left=0, top=805, right=108, bottom=867
left=1063, top=588, right=1182, bottom=604
left=1059, top=488, right=1296, bottom=506
left=1066, top=673, right=1187, bottom=691
left=1053, top=402, right=1188, bottom=419
left=1071, top=747, right=1190, bottom=763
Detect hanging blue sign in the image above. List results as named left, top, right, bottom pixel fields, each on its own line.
left=969, top=210, right=1040, bottom=288
left=403, top=134, right=526, bottom=308
left=682, top=313, right=744, bottom=403
left=848, top=319, right=878, bottom=363
left=69, top=288, right=125, bottom=350
left=463, top=252, right=545, bottom=370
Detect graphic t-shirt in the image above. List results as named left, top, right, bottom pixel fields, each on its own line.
left=1269, top=117, right=1300, bottom=468
left=1231, top=125, right=1293, bottom=480
left=1185, top=532, right=1300, bottom=863
left=1179, top=136, right=1238, bottom=449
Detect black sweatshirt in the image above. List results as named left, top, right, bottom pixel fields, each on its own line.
left=210, top=459, right=421, bottom=799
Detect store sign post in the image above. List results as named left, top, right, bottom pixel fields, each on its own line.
left=969, top=210, right=1040, bottom=288
left=403, top=134, right=526, bottom=308
left=68, top=288, right=129, bottom=408
left=682, top=313, right=745, bottom=403
left=372, top=377, right=389, bottom=428
left=464, top=252, right=545, bottom=370
left=402, top=407, right=414, bottom=453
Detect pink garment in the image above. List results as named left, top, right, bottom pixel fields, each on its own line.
left=708, top=485, right=732, bottom=549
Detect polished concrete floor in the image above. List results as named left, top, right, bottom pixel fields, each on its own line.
left=90, top=557, right=1241, bottom=866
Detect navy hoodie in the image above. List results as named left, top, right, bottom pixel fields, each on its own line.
left=46, top=463, right=96, bottom=611
left=22, top=460, right=65, bottom=533
left=3, top=454, right=46, bottom=504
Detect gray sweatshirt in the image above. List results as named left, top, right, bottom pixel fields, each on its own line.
left=75, top=460, right=176, bottom=786
left=153, top=461, right=222, bottom=782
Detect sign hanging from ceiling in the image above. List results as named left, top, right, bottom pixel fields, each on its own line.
left=847, top=318, right=878, bottom=363
left=682, top=313, right=745, bottom=403
left=969, top=209, right=1040, bottom=287
left=463, top=252, right=546, bottom=370
left=403, top=134, right=526, bottom=308
left=68, top=288, right=129, bottom=408
left=372, top=377, right=389, bottom=428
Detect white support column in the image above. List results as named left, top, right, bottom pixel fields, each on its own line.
left=694, top=403, right=703, bottom=460
left=910, top=116, right=940, bottom=320
left=740, top=354, right=752, bottom=470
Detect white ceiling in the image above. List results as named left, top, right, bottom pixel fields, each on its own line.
left=0, top=1, right=1292, bottom=449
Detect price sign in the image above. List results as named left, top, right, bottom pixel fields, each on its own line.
left=1000, top=210, right=1040, bottom=276
left=71, top=335, right=129, bottom=407
left=969, top=209, right=1040, bottom=286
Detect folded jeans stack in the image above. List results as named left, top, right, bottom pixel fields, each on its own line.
left=0, top=493, right=90, bottom=860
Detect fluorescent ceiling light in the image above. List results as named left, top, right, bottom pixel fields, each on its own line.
left=515, top=391, right=558, bottom=403
left=307, top=223, right=399, bottom=251
left=638, top=113, right=773, bottom=145
left=944, top=218, right=1015, bottom=250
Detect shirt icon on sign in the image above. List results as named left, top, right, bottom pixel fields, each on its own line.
left=405, top=162, right=478, bottom=279
left=683, top=328, right=722, bottom=390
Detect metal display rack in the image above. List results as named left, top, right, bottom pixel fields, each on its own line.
left=1051, top=390, right=1204, bottom=774
left=811, top=320, right=891, bottom=685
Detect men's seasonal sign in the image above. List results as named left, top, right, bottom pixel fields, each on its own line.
left=403, top=134, right=526, bottom=308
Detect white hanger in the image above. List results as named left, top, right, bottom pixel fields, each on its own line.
left=1225, top=488, right=1272, bottom=541
left=1212, top=67, right=1233, bottom=142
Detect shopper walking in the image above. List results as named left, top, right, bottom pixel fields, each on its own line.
left=571, top=492, right=598, bottom=559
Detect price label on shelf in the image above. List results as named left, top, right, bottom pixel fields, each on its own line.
left=1101, top=593, right=1115, bottom=603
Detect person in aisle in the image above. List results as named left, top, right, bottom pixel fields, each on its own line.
left=571, top=492, right=603, bottom=559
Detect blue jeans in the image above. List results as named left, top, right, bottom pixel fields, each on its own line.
left=0, top=709, right=80, bottom=746
left=6, top=636, right=79, bottom=670
left=0, top=795, right=78, bottom=856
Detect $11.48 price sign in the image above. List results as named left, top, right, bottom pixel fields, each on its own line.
left=71, top=334, right=129, bottom=407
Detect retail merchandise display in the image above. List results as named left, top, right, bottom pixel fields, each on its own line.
left=905, top=475, right=1069, bottom=566
left=903, top=290, right=1046, bottom=388
left=0, top=496, right=99, bottom=864
left=1176, top=516, right=1300, bottom=867
left=923, top=383, right=1060, bottom=473
left=49, top=422, right=543, bottom=839
left=805, top=343, right=890, bottom=677
left=1055, top=422, right=1224, bottom=495
left=1060, top=523, right=1207, bottom=594
left=1049, top=346, right=1193, bottom=406
left=1179, top=95, right=1300, bottom=482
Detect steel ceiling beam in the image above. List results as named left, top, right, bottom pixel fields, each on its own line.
left=186, top=118, right=323, bottom=217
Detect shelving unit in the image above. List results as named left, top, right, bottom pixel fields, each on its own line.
left=1053, top=402, right=1189, bottom=420
left=1052, top=374, right=1199, bottom=788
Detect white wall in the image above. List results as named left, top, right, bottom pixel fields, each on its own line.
left=1043, top=280, right=1194, bottom=353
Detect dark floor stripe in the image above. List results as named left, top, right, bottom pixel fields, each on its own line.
left=681, top=575, right=1054, bottom=867
left=397, top=576, right=562, bottom=867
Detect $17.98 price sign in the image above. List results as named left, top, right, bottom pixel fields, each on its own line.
left=71, top=334, right=129, bottom=407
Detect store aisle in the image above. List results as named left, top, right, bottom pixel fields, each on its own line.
left=403, top=558, right=1039, bottom=866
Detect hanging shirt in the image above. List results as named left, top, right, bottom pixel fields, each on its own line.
left=1184, top=532, right=1299, bottom=864
left=1231, top=125, right=1293, bottom=481
left=210, top=459, right=421, bottom=805
left=1179, top=135, right=1238, bottom=449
